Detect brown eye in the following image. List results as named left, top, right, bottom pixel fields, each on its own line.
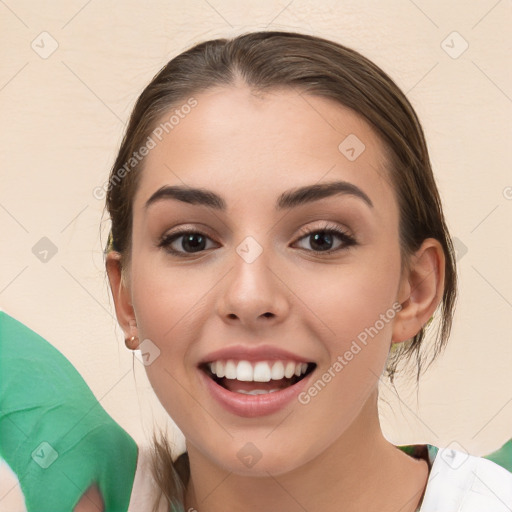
left=293, top=223, right=356, bottom=254
left=158, top=230, right=217, bottom=256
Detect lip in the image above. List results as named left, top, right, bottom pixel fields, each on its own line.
left=199, top=344, right=313, bottom=365
left=198, top=364, right=315, bottom=418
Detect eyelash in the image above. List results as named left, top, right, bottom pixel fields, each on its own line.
left=157, top=222, right=357, bottom=258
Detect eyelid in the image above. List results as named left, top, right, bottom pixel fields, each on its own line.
left=293, top=221, right=354, bottom=241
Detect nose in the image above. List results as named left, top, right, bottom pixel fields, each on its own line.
left=216, top=244, right=290, bottom=329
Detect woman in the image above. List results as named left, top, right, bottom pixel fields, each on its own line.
left=1, top=28, right=511, bottom=512
left=102, top=30, right=512, bottom=511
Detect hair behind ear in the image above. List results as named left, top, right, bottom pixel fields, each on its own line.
left=148, top=426, right=189, bottom=512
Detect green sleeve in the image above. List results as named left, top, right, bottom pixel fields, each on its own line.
left=484, top=439, right=512, bottom=472
left=0, top=310, right=138, bottom=511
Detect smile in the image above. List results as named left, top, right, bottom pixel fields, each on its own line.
left=199, top=360, right=317, bottom=416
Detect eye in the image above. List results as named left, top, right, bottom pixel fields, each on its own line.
left=292, top=222, right=356, bottom=254
left=157, top=222, right=356, bottom=258
left=157, top=228, right=218, bottom=257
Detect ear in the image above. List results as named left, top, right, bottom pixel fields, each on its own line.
left=392, top=238, right=445, bottom=344
left=105, top=251, right=139, bottom=349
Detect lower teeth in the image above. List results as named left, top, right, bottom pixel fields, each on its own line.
left=234, top=389, right=280, bottom=395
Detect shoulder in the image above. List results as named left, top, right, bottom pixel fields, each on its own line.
left=419, top=444, right=512, bottom=511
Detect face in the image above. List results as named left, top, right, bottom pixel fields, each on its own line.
left=121, top=85, right=409, bottom=476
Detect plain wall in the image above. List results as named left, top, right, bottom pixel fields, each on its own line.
left=1, top=0, right=511, bottom=509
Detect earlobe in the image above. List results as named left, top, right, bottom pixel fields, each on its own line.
left=392, top=238, right=445, bottom=344
left=105, top=252, right=138, bottom=345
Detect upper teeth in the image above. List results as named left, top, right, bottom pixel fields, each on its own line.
left=207, top=360, right=309, bottom=382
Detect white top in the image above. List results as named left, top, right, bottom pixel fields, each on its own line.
left=419, top=446, right=512, bottom=511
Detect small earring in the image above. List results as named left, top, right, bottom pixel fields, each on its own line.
left=125, top=335, right=138, bottom=350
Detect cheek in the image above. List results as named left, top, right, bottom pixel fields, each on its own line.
left=128, top=255, right=226, bottom=393
left=130, top=265, right=201, bottom=423
left=128, top=261, right=204, bottom=398
left=130, top=255, right=208, bottom=341
left=294, top=252, right=401, bottom=345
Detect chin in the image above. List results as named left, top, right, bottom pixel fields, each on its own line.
left=207, top=442, right=314, bottom=478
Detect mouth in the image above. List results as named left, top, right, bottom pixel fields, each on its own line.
left=199, top=360, right=317, bottom=395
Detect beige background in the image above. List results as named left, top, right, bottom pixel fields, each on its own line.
left=1, top=0, right=511, bottom=509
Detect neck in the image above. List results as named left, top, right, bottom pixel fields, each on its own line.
left=184, top=389, right=429, bottom=512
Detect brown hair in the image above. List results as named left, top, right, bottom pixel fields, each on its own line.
left=103, top=30, right=457, bottom=511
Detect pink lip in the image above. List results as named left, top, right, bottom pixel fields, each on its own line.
left=199, top=365, right=315, bottom=417
left=199, top=344, right=313, bottom=365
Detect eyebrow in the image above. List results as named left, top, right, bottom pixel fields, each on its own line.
left=144, top=180, right=374, bottom=212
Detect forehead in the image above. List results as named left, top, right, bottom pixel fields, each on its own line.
left=133, top=85, right=395, bottom=218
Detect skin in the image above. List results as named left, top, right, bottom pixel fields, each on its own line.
left=73, top=483, right=103, bottom=512
left=106, top=83, right=445, bottom=512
